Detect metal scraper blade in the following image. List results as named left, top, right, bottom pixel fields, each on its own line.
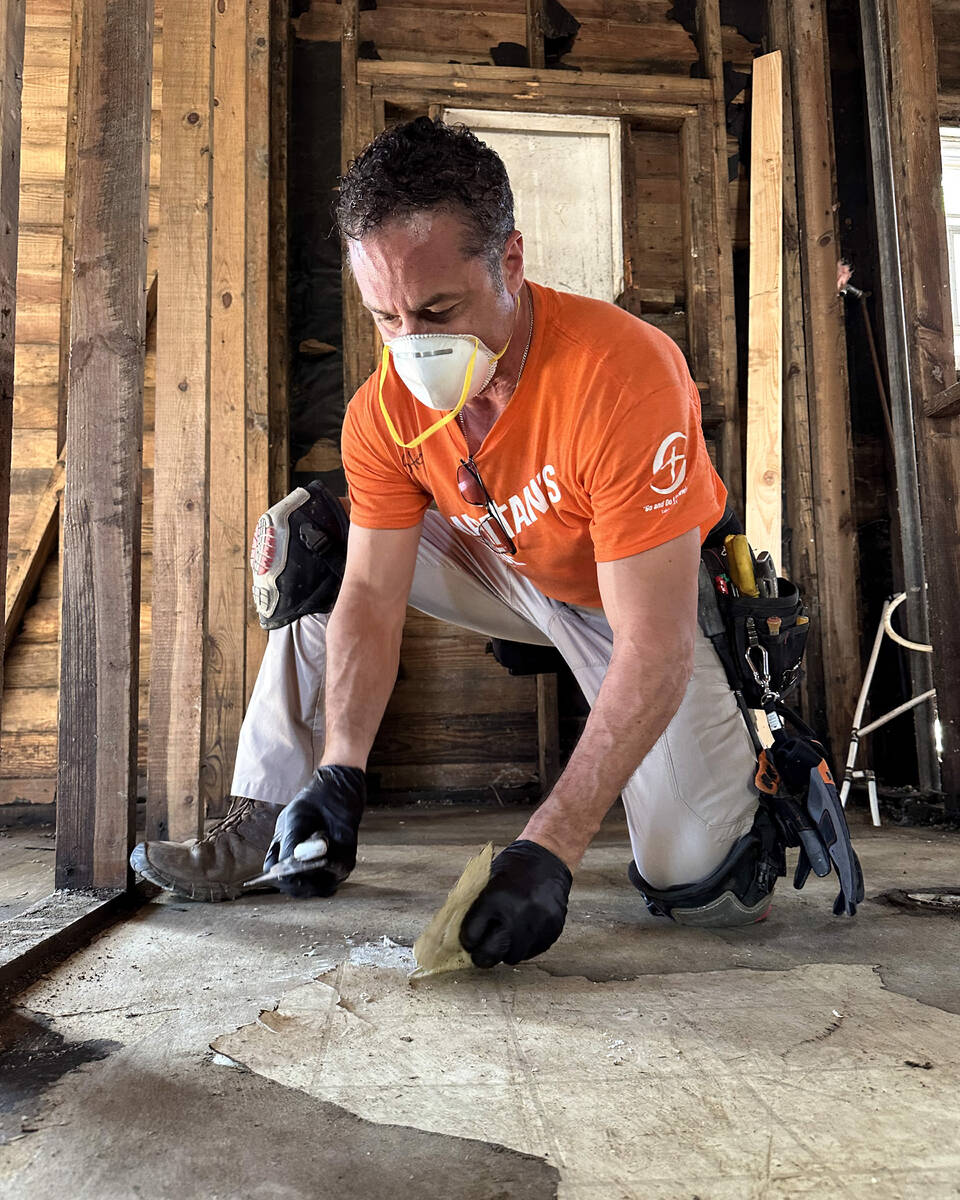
left=243, top=836, right=329, bottom=889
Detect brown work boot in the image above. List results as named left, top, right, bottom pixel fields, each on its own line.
left=130, top=797, right=283, bottom=901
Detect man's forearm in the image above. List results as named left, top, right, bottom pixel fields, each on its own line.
left=521, top=642, right=691, bottom=870
left=319, top=586, right=406, bottom=769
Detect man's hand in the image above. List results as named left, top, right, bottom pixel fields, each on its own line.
left=459, top=840, right=572, bottom=968
left=264, top=765, right=366, bottom=897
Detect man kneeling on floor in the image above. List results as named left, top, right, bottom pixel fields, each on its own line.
left=132, top=117, right=782, bottom=965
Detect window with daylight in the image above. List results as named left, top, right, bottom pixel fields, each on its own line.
left=939, top=127, right=960, bottom=360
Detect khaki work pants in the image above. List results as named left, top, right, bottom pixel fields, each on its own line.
left=232, top=512, right=759, bottom=889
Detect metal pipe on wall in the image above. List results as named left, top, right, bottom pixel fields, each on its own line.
left=857, top=0, right=940, bottom=794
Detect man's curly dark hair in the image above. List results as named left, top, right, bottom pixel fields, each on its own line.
left=336, top=117, right=515, bottom=286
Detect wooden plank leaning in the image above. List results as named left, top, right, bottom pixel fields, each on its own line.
left=745, top=52, right=783, bottom=564
left=766, top=0, right=826, bottom=733
left=245, top=0, right=272, bottom=706
left=55, top=0, right=153, bottom=889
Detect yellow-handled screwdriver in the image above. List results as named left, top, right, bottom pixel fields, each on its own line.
left=725, top=534, right=759, bottom=598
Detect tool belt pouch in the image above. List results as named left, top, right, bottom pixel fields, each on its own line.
left=725, top=581, right=809, bottom=706
left=699, top=546, right=809, bottom=705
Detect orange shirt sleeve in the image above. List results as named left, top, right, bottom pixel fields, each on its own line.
left=341, top=387, right=431, bottom=530
left=585, top=377, right=727, bottom=562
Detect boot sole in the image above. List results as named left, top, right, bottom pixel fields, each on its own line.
left=129, top=843, right=255, bottom=903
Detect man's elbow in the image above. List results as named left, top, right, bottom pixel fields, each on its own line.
left=330, top=580, right=406, bottom=649
left=617, top=628, right=695, bottom=707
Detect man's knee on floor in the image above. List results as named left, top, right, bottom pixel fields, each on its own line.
left=628, top=805, right=785, bottom=928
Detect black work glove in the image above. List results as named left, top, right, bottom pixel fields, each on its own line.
left=263, top=764, right=366, bottom=898
left=460, top=840, right=572, bottom=968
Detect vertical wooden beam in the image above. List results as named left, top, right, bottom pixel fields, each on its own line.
left=696, top=0, right=742, bottom=514
left=881, top=0, right=960, bottom=801
left=680, top=116, right=712, bottom=390
left=148, top=0, right=213, bottom=842
left=55, top=0, right=153, bottom=888
left=858, top=0, right=938, bottom=792
left=536, top=674, right=560, bottom=792
left=0, top=0, right=26, bottom=719
left=356, top=81, right=381, bottom=380
left=745, top=52, right=783, bottom=563
left=269, top=0, right=290, bottom=504
left=766, top=0, right=825, bottom=730
left=202, top=0, right=249, bottom=816
left=245, top=0, right=271, bottom=706
left=341, top=0, right=366, bottom=403
left=785, top=0, right=861, bottom=758
left=57, top=0, right=82, bottom=457
left=526, top=0, right=546, bottom=69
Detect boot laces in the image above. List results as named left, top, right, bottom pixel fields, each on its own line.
left=198, top=796, right=258, bottom=844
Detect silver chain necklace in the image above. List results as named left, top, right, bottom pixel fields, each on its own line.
left=457, top=290, right=534, bottom=445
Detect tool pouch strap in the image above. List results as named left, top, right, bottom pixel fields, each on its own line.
left=699, top=548, right=809, bottom=707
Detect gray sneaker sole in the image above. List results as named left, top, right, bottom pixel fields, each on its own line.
left=129, top=842, right=259, bottom=903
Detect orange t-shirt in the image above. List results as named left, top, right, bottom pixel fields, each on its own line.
left=341, top=281, right=727, bottom=608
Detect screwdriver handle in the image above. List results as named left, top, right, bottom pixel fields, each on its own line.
left=724, top=534, right=759, bottom=598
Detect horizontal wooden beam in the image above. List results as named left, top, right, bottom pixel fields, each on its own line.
left=357, top=60, right=713, bottom=106
left=379, top=87, right=697, bottom=125
left=926, top=376, right=960, bottom=418
left=939, top=88, right=960, bottom=122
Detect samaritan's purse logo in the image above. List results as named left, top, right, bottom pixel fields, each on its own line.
left=650, top=431, right=687, bottom=495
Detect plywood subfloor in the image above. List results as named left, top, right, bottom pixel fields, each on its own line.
left=2, top=807, right=960, bottom=1197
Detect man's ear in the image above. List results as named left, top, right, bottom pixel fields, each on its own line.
left=502, top=229, right=524, bottom=294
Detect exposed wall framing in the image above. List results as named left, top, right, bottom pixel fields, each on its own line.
left=7, top=0, right=953, bottom=851
left=341, top=58, right=741, bottom=493
left=54, top=0, right=153, bottom=889
left=323, top=14, right=745, bottom=794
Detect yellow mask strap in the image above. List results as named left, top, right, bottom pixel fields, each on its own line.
left=378, top=339, right=478, bottom=450
left=377, top=297, right=517, bottom=451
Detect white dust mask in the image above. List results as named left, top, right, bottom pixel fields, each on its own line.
left=377, top=302, right=517, bottom=450
left=390, top=333, right=502, bottom=412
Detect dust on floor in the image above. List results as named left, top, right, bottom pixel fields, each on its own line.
left=2, top=805, right=959, bottom=1199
